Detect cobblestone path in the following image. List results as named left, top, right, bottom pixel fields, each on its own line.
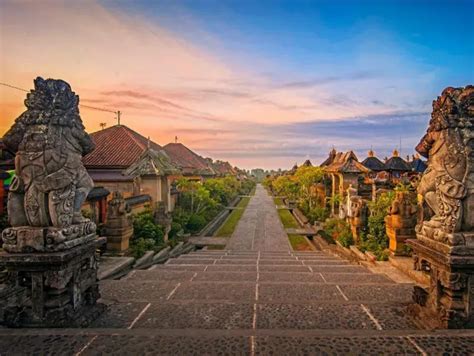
left=1, top=186, right=473, bottom=354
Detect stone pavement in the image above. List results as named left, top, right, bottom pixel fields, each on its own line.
left=1, top=186, right=473, bottom=354
left=226, top=185, right=290, bottom=251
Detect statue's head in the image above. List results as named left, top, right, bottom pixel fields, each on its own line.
left=428, top=85, right=474, bottom=133
left=22, top=77, right=80, bottom=126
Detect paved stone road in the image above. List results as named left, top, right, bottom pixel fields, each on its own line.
left=226, top=185, right=290, bottom=251
left=1, top=185, right=473, bottom=354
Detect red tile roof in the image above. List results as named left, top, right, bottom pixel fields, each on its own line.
left=83, top=125, right=162, bottom=168
left=163, top=143, right=215, bottom=176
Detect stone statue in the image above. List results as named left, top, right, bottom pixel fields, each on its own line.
left=385, top=191, right=417, bottom=255
left=407, top=85, right=474, bottom=329
left=0, top=77, right=104, bottom=327
left=104, top=191, right=133, bottom=252
left=415, top=85, right=474, bottom=241
left=348, top=195, right=368, bottom=244
left=2, top=77, right=97, bottom=252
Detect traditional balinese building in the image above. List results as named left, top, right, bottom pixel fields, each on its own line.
left=320, top=148, right=337, bottom=167
left=322, top=151, right=370, bottom=215
left=361, top=149, right=385, bottom=178
left=302, top=159, right=313, bottom=167
left=163, top=142, right=216, bottom=180
left=384, top=149, right=412, bottom=182
left=82, top=124, right=179, bottom=213
left=124, top=146, right=181, bottom=212
left=209, top=159, right=237, bottom=177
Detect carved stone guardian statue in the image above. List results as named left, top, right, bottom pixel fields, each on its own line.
left=0, top=77, right=104, bottom=327
left=407, top=85, right=474, bottom=328
left=2, top=77, right=97, bottom=252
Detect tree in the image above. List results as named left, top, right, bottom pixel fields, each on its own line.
left=294, top=166, right=325, bottom=208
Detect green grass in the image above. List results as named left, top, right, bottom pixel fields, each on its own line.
left=288, top=234, right=310, bottom=250
left=273, top=197, right=284, bottom=206
left=214, top=197, right=250, bottom=237
left=277, top=208, right=299, bottom=229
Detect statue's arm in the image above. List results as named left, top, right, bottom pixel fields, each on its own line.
left=415, top=132, right=435, bottom=159
left=72, top=121, right=95, bottom=156
left=2, top=117, right=26, bottom=153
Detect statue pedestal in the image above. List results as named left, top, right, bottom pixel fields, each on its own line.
left=407, top=234, right=474, bottom=329
left=103, top=218, right=133, bottom=253
left=386, top=220, right=415, bottom=256
left=0, top=237, right=105, bottom=327
left=104, top=226, right=133, bottom=252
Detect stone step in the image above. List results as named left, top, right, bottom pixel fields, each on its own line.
left=2, top=332, right=473, bottom=355
left=99, top=279, right=412, bottom=304
left=89, top=301, right=419, bottom=331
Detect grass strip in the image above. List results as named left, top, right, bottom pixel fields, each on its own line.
left=277, top=208, right=299, bottom=229
left=214, top=197, right=250, bottom=237
left=288, top=234, right=311, bottom=250
left=273, top=197, right=284, bottom=206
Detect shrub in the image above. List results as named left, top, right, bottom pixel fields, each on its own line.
left=168, top=222, right=183, bottom=240
left=129, top=238, right=156, bottom=259
left=323, top=218, right=353, bottom=247
left=132, top=210, right=164, bottom=245
left=186, top=214, right=207, bottom=233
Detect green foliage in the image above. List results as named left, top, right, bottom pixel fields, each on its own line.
left=168, top=222, right=183, bottom=240
left=132, top=210, right=164, bottom=245
left=358, top=191, right=395, bottom=261
left=129, top=238, right=156, bottom=259
left=215, top=197, right=250, bottom=237
left=272, top=175, right=299, bottom=201
left=298, top=199, right=329, bottom=224
left=273, top=197, right=284, bottom=206
left=186, top=214, right=207, bottom=233
left=323, top=218, right=353, bottom=247
left=174, top=177, right=249, bottom=235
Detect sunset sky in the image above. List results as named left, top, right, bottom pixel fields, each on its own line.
left=1, top=0, right=473, bottom=169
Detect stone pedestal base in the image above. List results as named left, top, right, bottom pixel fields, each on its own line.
left=407, top=238, right=474, bottom=329
left=103, top=226, right=133, bottom=252
left=0, top=238, right=105, bottom=327
left=2, top=221, right=97, bottom=253
left=388, top=229, right=414, bottom=256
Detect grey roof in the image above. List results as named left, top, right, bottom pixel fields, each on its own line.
left=125, top=194, right=152, bottom=206
left=384, top=156, right=411, bottom=172
left=411, top=158, right=428, bottom=173
left=362, top=156, right=386, bottom=171
left=86, top=186, right=110, bottom=200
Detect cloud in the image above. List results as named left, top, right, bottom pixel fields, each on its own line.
left=278, top=71, right=379, bottom=89
left=0, top=1, right=441, bottom=169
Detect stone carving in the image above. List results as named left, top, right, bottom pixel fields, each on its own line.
left=385, top=191, right=417, bottom=255
left=0, top=77, right=104, bottom=327
left=154, top=201, right=172, bottom=242
left=347, top=194, right=368, bottom=244
left=339, top=184, right=357, bottom=219
left=415, top=85, right=473, bottom=248
left=407, top=86, right=474, bottom=329
left=2, top=77, right=96, bottom=252
left=103, top=191, right=133, bottom=252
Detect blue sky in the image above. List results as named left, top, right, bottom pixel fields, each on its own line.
left=2, top=0, right=473, bottom=169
